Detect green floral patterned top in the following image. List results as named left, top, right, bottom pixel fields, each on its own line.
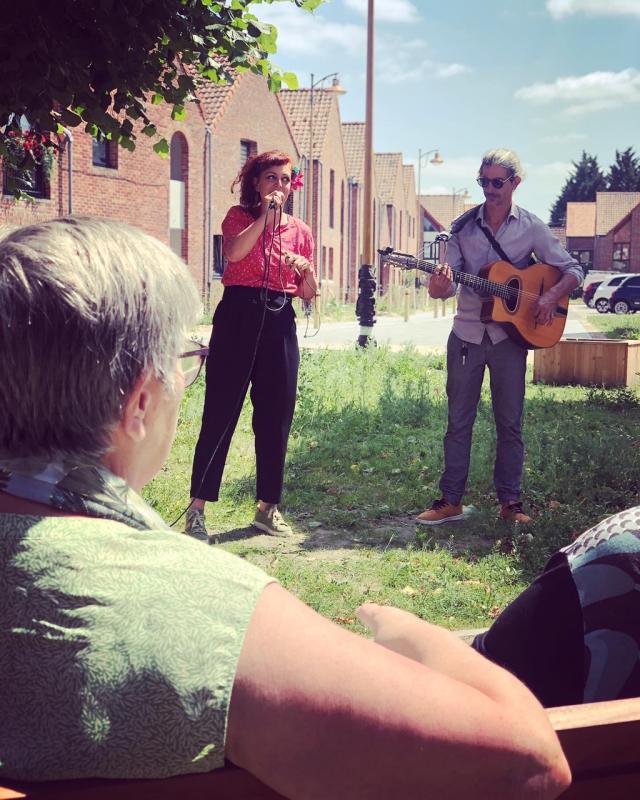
left=0, top=514, right=274, bottom=781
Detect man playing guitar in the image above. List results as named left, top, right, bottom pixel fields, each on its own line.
left=417, top=148, right=582, bottom=526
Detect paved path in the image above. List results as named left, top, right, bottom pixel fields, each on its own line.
left=296, top=303, right=598, bottom=353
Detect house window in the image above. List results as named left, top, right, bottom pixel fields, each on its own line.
left=213, top=234, right=225, bottom=277
left=570, top=249, right=592, bottom=269
left=329, top=247, right=334, bottom=280
left=612, top=243, right=630, bottom=271
left=3, top=163, right=49, bottom=199
left=92, top=138, right=118, bottom=169
left=329, top=169, right=335, bottom=228
left=169, top=133, right=189, bottom=260
left=240, top=139, right=257, bottom=167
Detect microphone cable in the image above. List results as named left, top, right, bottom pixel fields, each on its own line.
left=170, top=205, right=283, bottom=529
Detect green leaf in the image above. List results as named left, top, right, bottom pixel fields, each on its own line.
left=267, top=74, right=281, bottom=92
left=153, top=137, right=170, bottom=157
left=282, top=71, right=299, bottom=89
left=151, top=93, right=164, bottom=105
left=142, top=124, right=157, bottom=137
left=58, top=108, right=82, bottom=127
left=171, top=104, right=186, bottom=121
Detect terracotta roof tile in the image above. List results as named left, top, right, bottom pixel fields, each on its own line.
left=419, top=193, right=468, bottom=232
left=566, top=202, right=596, bottom=237
left=278, top=89, right=335, bottom=159
left=403, top=164, right=416, bottom=199
left=374, top=153, right=403, bottom=203
left=342, top=122, right=365, bottom=182
left=595, top=192, right=640, bottom=235
left=187, top=58, right=238, bottom=132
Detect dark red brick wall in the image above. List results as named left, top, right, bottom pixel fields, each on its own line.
left=0, top=101, right=207, bottom=293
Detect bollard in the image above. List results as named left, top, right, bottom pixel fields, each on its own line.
left=356, top=263, right=376, bottom=347
left=403, top=288, right=410, bottom=322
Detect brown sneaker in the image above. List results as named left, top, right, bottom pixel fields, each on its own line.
left=416, top=498, right=465, bottom=526
left=500, top=501, right=531, bottom=524
left=252, top=506, right=293, bottom=536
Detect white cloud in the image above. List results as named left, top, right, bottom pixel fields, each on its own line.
left=514, top=69, right=640, bottom=114
left=540, top=132, right=588, bottom=143
left=376, top=36, right=471, bottom=85
left=256, top=3, right=364, bottom=54
left=343, top=0, right=421, bottom=23
left=547, top=0, right=640, bottom=18
left=528, top=161, right=574, bottom=177
left=435, top=63, right=470, bottom=78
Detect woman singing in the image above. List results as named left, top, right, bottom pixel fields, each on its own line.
left=186, top=150, right=317, bottom=541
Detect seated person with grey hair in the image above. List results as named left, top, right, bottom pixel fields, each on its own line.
left=0, top=218, right=570, bottom=799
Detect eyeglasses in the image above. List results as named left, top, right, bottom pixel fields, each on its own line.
left=477, top=176, right=514, bottom=189
left=179, top=338, right=208, bottom=388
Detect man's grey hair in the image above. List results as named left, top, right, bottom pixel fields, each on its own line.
left=0, top=217, right=201, bottom=461
left=479, top=149, right=524, bottom=180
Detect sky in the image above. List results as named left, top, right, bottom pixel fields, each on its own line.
left=255, top=0, right=640, bottom=223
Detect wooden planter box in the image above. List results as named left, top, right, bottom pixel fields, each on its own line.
left=533, top=338, right=640, bottom=387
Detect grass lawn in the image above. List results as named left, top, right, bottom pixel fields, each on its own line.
left=589, top=311, right=640, bottom=339
left=144, top=346, right=640, bottom=634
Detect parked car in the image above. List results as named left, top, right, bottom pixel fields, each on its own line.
left=592, top=274, right=635, bottom=313
left=609, top=274, right=640, bottom=314
left=582, top=280, right=602, bottom=308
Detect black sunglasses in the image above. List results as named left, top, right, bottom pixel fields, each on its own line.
left=179, top=339, right=208, bottom=388
left=477, top=176, right=514, bottom=189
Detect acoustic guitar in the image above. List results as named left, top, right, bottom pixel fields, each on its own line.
left=380, top=249, right=569, bottom=349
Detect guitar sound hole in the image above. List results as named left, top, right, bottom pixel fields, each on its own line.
left=504, top=278, right=520, bottom=313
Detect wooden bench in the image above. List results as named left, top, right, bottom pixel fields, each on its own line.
left=2, top=697, right=639, bottom=799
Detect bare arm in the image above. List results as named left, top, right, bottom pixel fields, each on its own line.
left=534, top=273, right=581, bottom=325
left=226, top=584, right=570, bottom=800
left=224, top=191, right=285, bottom=262
left=286, top=252, right=318, bottom=300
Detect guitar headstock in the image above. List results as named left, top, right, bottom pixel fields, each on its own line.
left=377, top=248, right=417, bottom=270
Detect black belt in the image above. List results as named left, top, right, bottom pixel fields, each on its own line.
left=223, top=285, right=293, bottom=305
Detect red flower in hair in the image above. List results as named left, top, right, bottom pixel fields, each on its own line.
left=291, top=165, right=304, bottom=191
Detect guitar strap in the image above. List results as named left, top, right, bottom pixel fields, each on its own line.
left=475, top=217, right=537, bottom=266
left=475, top=218, right=513, bottom=262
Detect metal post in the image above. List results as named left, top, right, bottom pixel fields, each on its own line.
left=356, top=0, right=376, bottom=347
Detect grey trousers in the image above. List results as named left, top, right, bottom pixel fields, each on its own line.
left=439, top=331, right=527, bottom=506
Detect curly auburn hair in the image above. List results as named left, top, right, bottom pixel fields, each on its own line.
left=232, top=150, right=292, bottom=218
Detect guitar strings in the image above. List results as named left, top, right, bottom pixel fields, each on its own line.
left=393, top=253, right=558, bottom=305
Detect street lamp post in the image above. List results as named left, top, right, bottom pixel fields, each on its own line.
left=417, top=148, right=443, bottom=258
left=417, top=148, right=443, bottom=201
left=356, top=0, right=376, bottom=347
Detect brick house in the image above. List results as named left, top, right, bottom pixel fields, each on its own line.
left=566, top=193, right=640, bottom=272
left=341, top=122, right=378, bottom=302
left=279, top=88, right=349, bottom=299
left=0, top=102, right=209, bottom=293
left=402, top=164, right=419, bottom=259
left=375, top=153, right=408, bottom=292
left=418, top=192, right=469, bottom=233
left=594, top=193, right=640, bottom=272
left=565, top=202, right=596, bottom=270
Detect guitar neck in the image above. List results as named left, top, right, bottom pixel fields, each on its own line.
left=411, top=257, right=509, bottom=300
